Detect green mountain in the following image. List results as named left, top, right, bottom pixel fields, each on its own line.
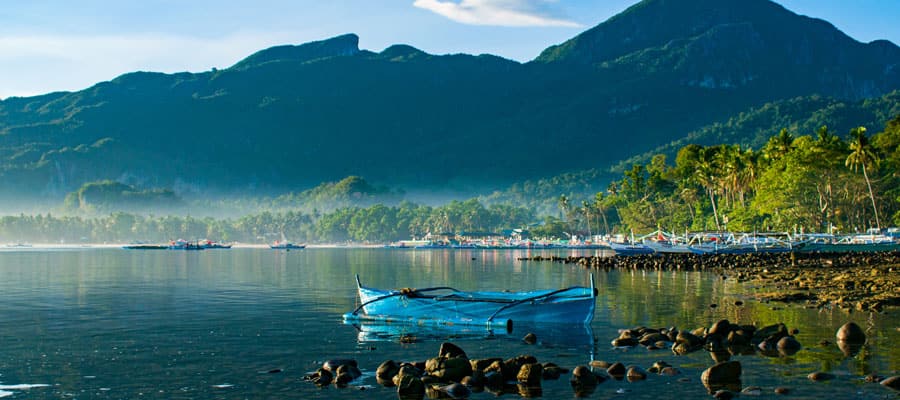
left=1, top=0, right=898, bottom=204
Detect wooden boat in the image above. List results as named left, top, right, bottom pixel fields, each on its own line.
left=607, top=241, right=655, bottom=256
left=270, top=240, right=306, bottom=250
left=344, top=275, right=597, bottom=327
left=122, top=244, right=168, bottom=250
left=198, top=239, right=232, bottom=249
left=168, top=239, right=204, bottom=250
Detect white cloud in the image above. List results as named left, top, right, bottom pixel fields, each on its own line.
left=0, top=31, right=305, bottom=99
left=413, top=0, right=582, bottom=27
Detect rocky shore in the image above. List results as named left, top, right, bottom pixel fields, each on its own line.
left=518, top=252, right=900, bottom=312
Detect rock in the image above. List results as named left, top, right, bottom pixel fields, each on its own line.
left=708, top=319, right=732, bottom=336
left=439, top=383, right=472, bottom=399
left=439, top=342, right=468, bottom=359
left=647, top=360, right=671, bottom=374
left=777, top=336, right=802, bottom=356
left=516, top=363, right=543, bottom=385
left=393, top=364, right=422, bottom=387
left=589, top=360, right=611, bottom=369
left=607, top=362, right=626, bottom=378
left=335, top=364, right=361, bottom=380
left=774, top=387, right=791, bottom=395
left=660, top=367, right=680, bottom=376
left=306, top=368, right=332, bottom=386
left=836, top=322, right=866, bottom=343
left=541, top=363, right=564, bottom=380
left=741, top=386, right=763, bottom=396
left=713, top=389, right=735, bottom=400
left=807, top=371, right=835, bottom=381
left=727, top=330, right=751, bottom=346
left=626, top=366, right=647, bottom=381
left=753, top=323, right=788, bottom=343
left=701, top=361, right=742, bottom=384
left=461, top=370, right=485, bottom=388
left=426, top=355, right=472, bottom=382
left=376, top=360, right=400, bottom=386
left=612, top=337, right=639, bottom=347
left=483, top=371, right=504, bottom=389
left=323, top=358, right=357, bottom=373
left=881, top=376, right=900, bottom=390
left=522, top=333, right=537, bottom=345
left=470, top=358, right=503, bottom=372
left=570, top=365, right=598, bottom=396
left=334, top=372, right=354, bottom=387
left=639, top=332, right=669, bottom=346
left=396, top=374, right=425, bottom=400
left=676, top=330, right=703, bottom=348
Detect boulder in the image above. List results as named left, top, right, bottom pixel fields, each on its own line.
left=777, top=336, right=802, bottom=356
left=517, top=363, right=543, bottom=385
left=323, top=358, right=357, bottom=373
left=397, top=374, right=425, bottom=400
left=836, top=322, right=866, bottom=343
left=439, top=342, right=468, bottom=359
left=701, top=361, right=742, bottom=384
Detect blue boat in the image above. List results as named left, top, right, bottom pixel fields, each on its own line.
left=607, top=241, right=655, bottom=256
left=343, top=275, right=597, bottom=327
left=269, top=240, right=306, bottom=250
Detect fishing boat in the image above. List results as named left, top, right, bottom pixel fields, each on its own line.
left=168, top=239, right=204, bottom=250
left=794, top=233, right=900, bottom=253
left=607, top=241, right=655, bottom=256
left=198, top=239, right=232, bottom=249
left=122, top=243, right=168, bottom=250
left=344, top=275, right=597, bottom=327
left=270, top=240, right=306, bottom=250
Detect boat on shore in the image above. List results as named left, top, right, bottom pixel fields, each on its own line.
left=344, top=275, right=597, bottom=327
left=794, top=233, right=900, bottom=253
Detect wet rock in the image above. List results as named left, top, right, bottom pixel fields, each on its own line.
left=541, top=362, right=565, bottom=380
left=439, top=342, right=468, bottom=359
left=460, top=370, right=485, bottom=389
left=589, top=360, right=611, bottom=369
left=397, top=374, right=425, bottom=400
left=426, top=355, right=472, bottom=382
left=753, top=323, right=788, bottom=343
left=522, top=333, right=537, bottom=345
left=570, top=365, right=599, bottom=396
left=438, top=382, right=472, bottom=399
left=708, top=319, right=732, bottom=337
left=376, top=360, right=400, bottom=386
left=881, top=376, right=900, bottom=390
left=676, top=330, right=704, bottom=348
left=639, top=332, right=669, bottom=346
left=470, top=358, right=502, bottom=372
left=305, top=368, right=332, bottom=386
left=836, top=322, right=866, bottom=343
left=774, top=387, right=791, bottom=395
left=660, top=366, right=680, bottom=376
left=864, top=373, right=882, bottom=383
left=701, top=361, right=742, bottom=385
left=727, top=330, right=751, bottom=346
left=612, top=337, right=639, bottom=347
left=713, top=389, right=735, bottom=400
left=647, top=360, right=671, bottom=374
left=334, top=372, right=354, bottom=387
left=807, top=371, right=835, bottom=381
left=516, top=363, right=543, bottom=385
left=626, top=366, right=648, bottom=381
left=323, top=358, right=357, bottom=373
left=741, top=386, right=763, bottom=396
left=607, top=362, right=627, bottom=378
left=335, top=364, right=361, bottom=380
left=393, top=364, right=422, bottom=387
left=777, top=336, right=802, bottom=356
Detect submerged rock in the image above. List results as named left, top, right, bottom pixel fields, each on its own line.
left=836, top=322, right=866, bottom=343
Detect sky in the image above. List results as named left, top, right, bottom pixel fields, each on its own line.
left=1, top=0, right=899, bottom=100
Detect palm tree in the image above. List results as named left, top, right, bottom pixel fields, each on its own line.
left=594, top=192, right=611, bottom=234
left=695, top=146, right=721, bottom=230
left=845, top=126, right=881, bottom=230
left=581, top=200, right=592, bottom=238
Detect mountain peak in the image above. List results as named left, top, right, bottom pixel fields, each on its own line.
left=230, top=33, right=360, bottom=70
left=534, top=0, right=836, bottom=64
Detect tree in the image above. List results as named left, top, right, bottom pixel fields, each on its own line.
left=845, top=126, right=881, bottom=230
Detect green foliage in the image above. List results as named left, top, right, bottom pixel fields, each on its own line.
left=63, top=180, right=182, bottom=214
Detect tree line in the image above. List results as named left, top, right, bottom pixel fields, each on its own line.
left=1, top=115, right=898, bottom=244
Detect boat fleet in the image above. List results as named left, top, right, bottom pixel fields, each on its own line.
left=384, top=229, right=900, bottom=255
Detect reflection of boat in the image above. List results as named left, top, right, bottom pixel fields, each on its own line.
left=345, top=318, right=595, bottom=350
left=270, top=240, right=306, bottom=250
left=5, top=243, right=33, bottom=248
left=344, top=275, right=597, bottom=327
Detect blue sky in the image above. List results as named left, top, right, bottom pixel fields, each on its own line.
left=1, top=0, right=898, bottom=99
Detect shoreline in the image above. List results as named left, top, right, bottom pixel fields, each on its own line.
left=521, top=252, right=900, bottom=313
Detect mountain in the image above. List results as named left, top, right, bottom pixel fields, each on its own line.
left=1, top=0, right=898, bottom=205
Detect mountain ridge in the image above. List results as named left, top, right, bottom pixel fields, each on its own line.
left=1, top=0, right=898, bottom=204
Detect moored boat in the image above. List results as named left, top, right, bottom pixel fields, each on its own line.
left=168, top=239, right=204, bottom=250
left=270, top=240, right=306, bottom=250
left=607, top=241, right=655, bottom=256
left=198, top=239, right=232, bottom=249
left=344, top=275, right=597, bottom=327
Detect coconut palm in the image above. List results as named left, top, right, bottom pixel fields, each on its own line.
left=844, top=126, right=881, bottom=230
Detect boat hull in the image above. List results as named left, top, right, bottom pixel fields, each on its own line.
left=348, top=284, right=596, bottom=326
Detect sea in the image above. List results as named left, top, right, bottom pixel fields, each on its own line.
left=0, top=247, right=897, bottom=399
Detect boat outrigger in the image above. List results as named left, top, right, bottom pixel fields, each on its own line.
left=343, top=275, right=597, bottom=328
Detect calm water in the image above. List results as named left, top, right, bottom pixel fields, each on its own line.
left=0, top=248, right=897, bottom=399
